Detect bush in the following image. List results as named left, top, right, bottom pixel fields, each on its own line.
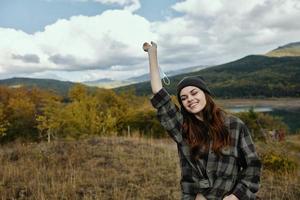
left=261, top=151, right=298, bottom=173
left=236, top=108, right=288, bottom=142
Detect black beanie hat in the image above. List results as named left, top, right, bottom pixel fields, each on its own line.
left=177, top=76, right=211, bottom=104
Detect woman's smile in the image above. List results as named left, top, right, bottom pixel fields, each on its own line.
left=188, top=101, right=199, bottom=109
left=180, top=86, right=207, bottom=114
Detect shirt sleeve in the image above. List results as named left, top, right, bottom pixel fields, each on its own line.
left=232, top=123, right=262, bottom=200
left=150, top=88, right=184, bottom=143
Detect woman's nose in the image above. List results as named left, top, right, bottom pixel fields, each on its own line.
left=187, top=96, right=193, bottom=102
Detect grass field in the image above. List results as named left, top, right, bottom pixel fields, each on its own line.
left=0, top=136, right=299, bottom=200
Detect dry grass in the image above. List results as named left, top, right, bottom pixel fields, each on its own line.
left=257, top=170, right=300, bottom=200
left=256, top=135, right=300, bottom=200
left=0, top=137, right=180, bottom=200
left=0, top=136, right=299, bottom=200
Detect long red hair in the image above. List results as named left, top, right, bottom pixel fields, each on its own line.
left=181, top=93, right=231, bottom=158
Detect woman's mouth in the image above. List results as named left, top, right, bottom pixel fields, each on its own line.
left=189, top=102, right=198, bottom=109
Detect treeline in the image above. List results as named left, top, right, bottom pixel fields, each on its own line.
left=0, top=85, right=164, bottom=143
left=0, top=77, right=76, bottom=97
left=0, top=84, right=289, bottom=143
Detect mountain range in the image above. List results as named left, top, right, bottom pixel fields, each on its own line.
left=116, top=55, right=300, bottom=97
left=82, top=65, right=207, bottom=88
left=0, top=42, right=299, bottom=98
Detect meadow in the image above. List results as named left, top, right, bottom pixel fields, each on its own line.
left=0, top=135, right=299, bottom=200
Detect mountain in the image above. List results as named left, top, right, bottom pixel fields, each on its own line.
left=266, top=42, right=300, bottom=57
left=2, top=42, right=300, bottom=98
left=83, top=78, right=132, bottom=89
left=127, top=65, right=207, bottom=83
left=0, top=77, right=76, bottom=96
left=2, top=55, right=299, bottom=98
left=115, top=55, right=300, bottom=98
left=83, top=65, right=207, bottom=88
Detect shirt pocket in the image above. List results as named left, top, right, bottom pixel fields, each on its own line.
left=216, top=146, right=239, bottom=178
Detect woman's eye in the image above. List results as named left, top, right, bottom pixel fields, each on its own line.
left=192, top=92, right=198, bottom=95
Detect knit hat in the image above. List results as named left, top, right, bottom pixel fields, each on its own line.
left=177, top=76, right=211, bottom=104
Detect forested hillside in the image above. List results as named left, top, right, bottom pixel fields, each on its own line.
left=0, top=77, right=76, bottom=96
left=116, top=55, right=300, bottom=98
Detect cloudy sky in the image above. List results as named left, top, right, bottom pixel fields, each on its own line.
left=0, top=0, right=299, bottom=82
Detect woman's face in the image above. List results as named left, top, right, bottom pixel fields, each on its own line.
left=179, top=86, right=207, bottom=114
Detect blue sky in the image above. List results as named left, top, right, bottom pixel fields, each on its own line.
left=0, top=0, right=180, bottom=33
left=0, top=0, right=299, bottom=82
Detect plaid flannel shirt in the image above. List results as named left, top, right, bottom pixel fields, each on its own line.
left=150, top=88, right=262, bottom=200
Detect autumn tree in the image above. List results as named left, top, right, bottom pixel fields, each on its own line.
left=0, top=103, right=9, bottom=137
left=68, top=83, right=88, bottom=102
left=36, top=97, right=63, bottom=142
left=236, top=108, right=288, bottom=141
left=5, top=92, right=37, bottom=141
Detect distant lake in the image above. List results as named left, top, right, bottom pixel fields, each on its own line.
left=227, top=106, right=273, bottom=113
left=226, top=106, right=300, bottom=133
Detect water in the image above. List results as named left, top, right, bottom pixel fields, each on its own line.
left=226, top=106, right=300, bottom=133
left=227, top=106, right=273, bottom=113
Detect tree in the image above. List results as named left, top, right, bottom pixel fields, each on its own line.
left=237, top=108, right=288, bottom=142
left=61, top=96, right=102, bottom=138
left=0, top=103, right=9, bottom=137
left=68, top=84, right=88, bottom=102
left=5, top=93, right=37, bottom=141
left=36, top=98, right=63, bottom=142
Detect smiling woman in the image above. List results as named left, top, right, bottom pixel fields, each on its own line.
left=143, top=41, right=262, bottom=200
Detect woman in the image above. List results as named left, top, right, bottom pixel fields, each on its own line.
left=143, top=41, right=261, bottom=200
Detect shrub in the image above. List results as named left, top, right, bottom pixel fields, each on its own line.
left=261, top=151, right=298, bottom=173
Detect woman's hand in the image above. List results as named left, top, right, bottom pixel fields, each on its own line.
left=143, top=41, right=157, bottom=55
left=195, top=193, right=207, bottom=200
left=223, top=194, right=239, bottom=200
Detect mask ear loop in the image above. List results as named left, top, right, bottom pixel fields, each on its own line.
left=158, top=66, right=170, bottom=85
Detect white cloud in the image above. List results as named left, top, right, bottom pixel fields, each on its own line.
left=0, top=10, right=156, bottom=79
left=1, top=0, right=300, bottom=82
left=159, top=0, right=300, bottom=65
left=172, top=0, right=223, bottom=17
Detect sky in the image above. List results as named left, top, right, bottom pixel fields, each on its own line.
left=0, top=0, right=299, bottom=82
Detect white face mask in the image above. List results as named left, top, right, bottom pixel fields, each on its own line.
left=158, top=66, right=170, bottom=85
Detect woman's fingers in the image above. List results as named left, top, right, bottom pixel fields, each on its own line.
left=143, top=41, right=157, bottom=52
left=195, top=194, right=207, bottom=200
left=223, top=194, right=239, bottom=200
left=151, top=41, right=157, bottom=48
left=143, top=42, right=151, bottom=52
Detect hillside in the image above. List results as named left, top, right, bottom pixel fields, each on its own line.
left=1, top=53, right=300, bottom=98
left=0, top=65, right=206, bottom=93
left=115, top=55, right=300, bottom=98
left=0, top=77, right=77, bottom=96
left=266, top=42, right=300, bottom=57
left=82, top=65, right=206, bottom=88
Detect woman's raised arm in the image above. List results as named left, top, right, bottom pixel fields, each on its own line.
left=143, top=41, right=183, bottom=144
left=143, top=41, right=163, bottom=94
